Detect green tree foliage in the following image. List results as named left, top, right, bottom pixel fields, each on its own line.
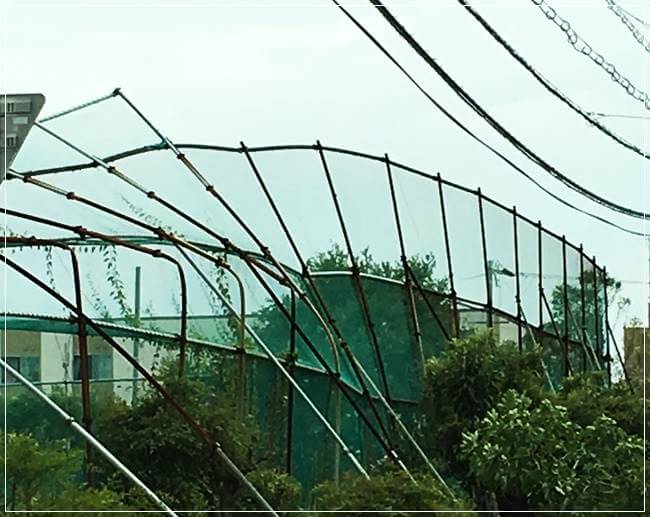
left=253, top=243, right=451, bottom=395
left=420, top=330, right=545, bottom=471
left=94, top=360, right=300, bottom=511
left=461, top=390, right=643, bottom=511
left=311, top=467, right=472, bottom=514
left=554, top=372, right=643, bottom=437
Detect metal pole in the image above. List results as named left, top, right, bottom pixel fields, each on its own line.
left=241, top=141, right=394, bottom=451
left=513, top=208, right=522, bottom=352
left=317, top=144, right=393, bottom=404
left=603, top=266, right=612, bottom=385
left=579, top=246, right=587, bottom=373
left=38, top=88, right=119, bottom=123
left=0, top=253, right=278, bottom=515
left=437, top=175, right=460, bottom=338
left=71, top=248, right=93, bottom=487
left=593, top=256, right=601, bottom=362
left=607, top=324, right=634, bottom=394
left=537, top=221, right=543, bottom=332
left=286, top=290, right=296, bottom=475
left=0, top=358, right=178, bottom=516
left=478, top=189, right=493, bottom=328
left=385, top=155, right=425, bottom=376
left=174, top=244, right=370, bottom=479
left=562, top=237, right=570, bottom=378
left=132, top=266, right=141, bottom=404
left=541, top=289, right=573, bottom=377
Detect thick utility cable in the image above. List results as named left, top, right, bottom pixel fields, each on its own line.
left=530, top=0, right=650, bottom=109
left=5, top=171, right=371, bottom=480
left=605, top=0, right=650, bottom=53
left=365, top=0, right=649, bottom=219
left=329, top=1, right=645, bottom=236
left=457, top=0, right=649, bottom=159
left=0, top=253, right=278, bottom=515
left=0, top=358, right=178, bottom=516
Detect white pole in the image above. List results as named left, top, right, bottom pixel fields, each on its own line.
left=1, top=357, right=177, bottom=516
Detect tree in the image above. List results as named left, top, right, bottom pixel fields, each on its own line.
left=253, top=243, right=451, bottom=394
left=548, top=270, right=628, bottom=377
left=419, top=330, right=545, bottom=474
left=461, top=390, right=643, bottom=511
left=94, top=359, right=301, bottom=511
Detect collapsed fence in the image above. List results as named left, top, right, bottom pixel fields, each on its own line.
left=1, top=90, right=631, bottom=509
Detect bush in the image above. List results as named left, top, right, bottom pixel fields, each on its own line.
left=420, top=330, right=545, bottom=470
left=554, top=372, right=643, bottom=436
left=461, top=390, right=643, bottom=511
left=311, top=468, right=472, bottom=514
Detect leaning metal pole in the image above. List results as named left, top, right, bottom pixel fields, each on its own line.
left=172, top=243, right=371, bottom=479
left=436, top=174, right=460, bottom=337
left=0, top=358, right=178, bottom=516
left=89, top=101, right=402, bottom=473
left=1, top=253, right=278, bottom=515
left=6, top=171, right=371, bottom=479
left=239, top=142, right=392, bottom=444
left=238, top=140, right=446, bottom=486
left=385, top=154, right=426, bottom=376
left=6, top=237, right=94, bottom=487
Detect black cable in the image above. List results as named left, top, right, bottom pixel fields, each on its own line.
left=457, top=0, right=648, bottom=159
left=365, top=0, right=648, bottom=220
left=329, top=1, right=646, bottom=237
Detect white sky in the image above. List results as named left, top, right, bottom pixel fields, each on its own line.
left=2, top=0, right=648, bottom=348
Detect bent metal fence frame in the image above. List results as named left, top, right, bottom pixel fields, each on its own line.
left=1, top=89, right=632, bottom=511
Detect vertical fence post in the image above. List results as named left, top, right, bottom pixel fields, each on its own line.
left=286, top=290, right=297, bottom=475
left=603, top=266, right=612, bottom=386
left=478, top=189, right=493, bottom=328
left=562, top=237, right=570, bottom=378
left=132, top=266, right=141, bottom=404
left=513, top=208, right=522, bottom=352
left=317, top=146, right=392, bottom=405
left=72, top=251, right=93, bottom=487
left=385, top=156, right=425, bottom=375
left=579, top=246, right=587, bottom=373
left=593, top=256, right=601, bottom=362
left=437, top=175, right=460, bottom=338
left=537, top=221, right=543, bottom=334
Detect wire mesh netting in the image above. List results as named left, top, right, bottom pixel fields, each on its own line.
left=1, top=91, right=622, bottom=510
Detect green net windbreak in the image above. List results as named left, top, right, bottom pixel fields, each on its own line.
left=2, top=94, right=617, bottom=507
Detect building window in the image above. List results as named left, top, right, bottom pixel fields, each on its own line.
left=73, top=354, right=112, bottom=380
left=1, top=135, right=18, bottom=149
left=5, top=100, right=31, bottom=114
left=2, top=356, right=40, bottom=383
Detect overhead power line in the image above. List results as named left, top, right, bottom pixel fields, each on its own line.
left=342, top=0, right=648, bottom=220
left=615, top=5, right=650, bottom=27
left=605, top=0, right=650, bottom=53
left=457, top=0, right=648, bottom=160
left=530, top=0, right=650, bottom=110
left=588, top=111, right=648, bottom=121
left=329, top=1, right=645, bottom=237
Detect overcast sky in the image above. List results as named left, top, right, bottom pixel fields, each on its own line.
left=2, top=0, right=648, bottom=348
